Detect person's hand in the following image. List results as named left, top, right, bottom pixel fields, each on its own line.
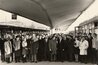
left=62, top=49, right=64, bottom=51
left=37, top=48, right=38, bottom=50
left=74, top=45, right=77, bottom=47
left=50, top=49, right=51, bottom=51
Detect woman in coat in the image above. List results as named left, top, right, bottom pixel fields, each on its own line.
left=0, top=37, right=5, bottom=62
left=4, top=37, right=12, bottom=63
left=79, top=36, right=89, bottom=64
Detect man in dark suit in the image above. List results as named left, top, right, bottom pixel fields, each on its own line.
left=0, top=37, right=5, bottom=62
left=57, top=35, right=65, bottom=62
left=26, top=35, right=32, bottom=62
left=44, top=36, right=50, bottom=61
left=37, top=36, right=45, bottom=61
left=93, top=33, right=98, bottom=65
left=87, top=33, right=93, bottom=63
left=67, top=35, right=74, bottom=62
left=49, top=36, right=57, bottom=61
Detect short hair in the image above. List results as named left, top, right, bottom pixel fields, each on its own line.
left=94, top=33, right=97, bottom=37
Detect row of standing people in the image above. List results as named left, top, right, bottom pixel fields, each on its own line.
left=0, top=33, right=74, bottom=63
left=0, top=33, right=98, bottom=64
left=74, top=33, right=98, bottom=64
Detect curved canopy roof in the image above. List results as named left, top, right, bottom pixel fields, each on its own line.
left=0, top=0, right=94, bottom=28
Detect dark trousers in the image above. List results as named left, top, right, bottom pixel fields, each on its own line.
left=27, top=49, right=32, bottom=61
left=80, top=55, right=87, bottom=63
left=1, top=53, right=5, bottom=62
left=15, top=56, right=21, bottom=62
left=87, top=48, right=93, bottom=62
left=44, top=51, right=50, bottom=61
left=50, top=51, right=56, bottom=61
left=68, top=52, right=74, bottom=61
left=11, top=53, right=13, bottom=62
left=96, top=50, right=98, bottom=65
left=22, top=55, right=27, bottom=62
left=5, top=57, right=10, bottom=63
left=57, top=50, right=65, bottom=61
left=5, top=54, right=12, bottom=63
left=31, top=54, right=37, bottom=62
left=15, top=50, right=21, bottom=62
left=92, top=48, right=96, bottom=63
left=50, top=54, right=56, bottom=61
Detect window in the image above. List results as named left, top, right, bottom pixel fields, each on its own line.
left=12, top=14, right=17, bottom=19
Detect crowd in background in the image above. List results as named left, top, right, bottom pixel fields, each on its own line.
left=0, top=32, right=98, bottom=64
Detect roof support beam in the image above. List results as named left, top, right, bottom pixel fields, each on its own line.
left=29, top=0, right=53, bottom=28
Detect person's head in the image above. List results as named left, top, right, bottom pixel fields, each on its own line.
left=81, top=36, right=85, bottom=41
left=59, top=35, right=62, bottom=39
left=49, top=35, right=53, bottom=39
left=52, top=36, right=55, bottom=40
left=26, top=35, right=29, bottom=39
left=36, top=35, right=40, bottom=39
left=16, top=36, right=20, bottom=41
left=5, top=34, right=11, bottom=41
left=32, top=34, right=36, bottom=39
left=39, top=35, right=42, bottom=40
left=22, top=35, right=25, bottom=40
left=63, top=35, right=66, bottom=40
left=42, top=34, right=45, bottom=39
left=67, top=35, right=71, bottom=40
left=75, top=36, right=79, bottom=40
left=78, top=36, right=82, bottom=41
left=88, top=33, right=92, bottom=38
left=93, top=33, right=97, bottom=38
left=75, top=37, right=78, bottom=40
left=6, top=36, right=11, bottom=41
left=45, top=35, right=48, bottom=39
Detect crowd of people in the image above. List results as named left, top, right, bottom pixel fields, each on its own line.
left=0, top=32, right=98, bottom=65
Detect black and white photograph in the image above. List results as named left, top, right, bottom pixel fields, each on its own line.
left=0, top=0, right=98, bottom=65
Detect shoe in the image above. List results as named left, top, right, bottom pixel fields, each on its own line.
left=35, top=61, right=37, bottom=63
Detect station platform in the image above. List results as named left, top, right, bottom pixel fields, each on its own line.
left=0, top=61, right=96, bottom=65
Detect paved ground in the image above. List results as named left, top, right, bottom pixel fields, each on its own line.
left=0, top=61, right=96, bottom=65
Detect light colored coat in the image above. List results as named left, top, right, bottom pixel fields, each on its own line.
left=13, top=40, right=21, bottom=51
left=4, top=41, right=12, bottom=55
left=22, top=40, right=27, bottom=48
left=79, top=40, right=89, bottom=55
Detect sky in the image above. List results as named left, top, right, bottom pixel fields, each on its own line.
left=65, top=0, right=98, bottom=33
